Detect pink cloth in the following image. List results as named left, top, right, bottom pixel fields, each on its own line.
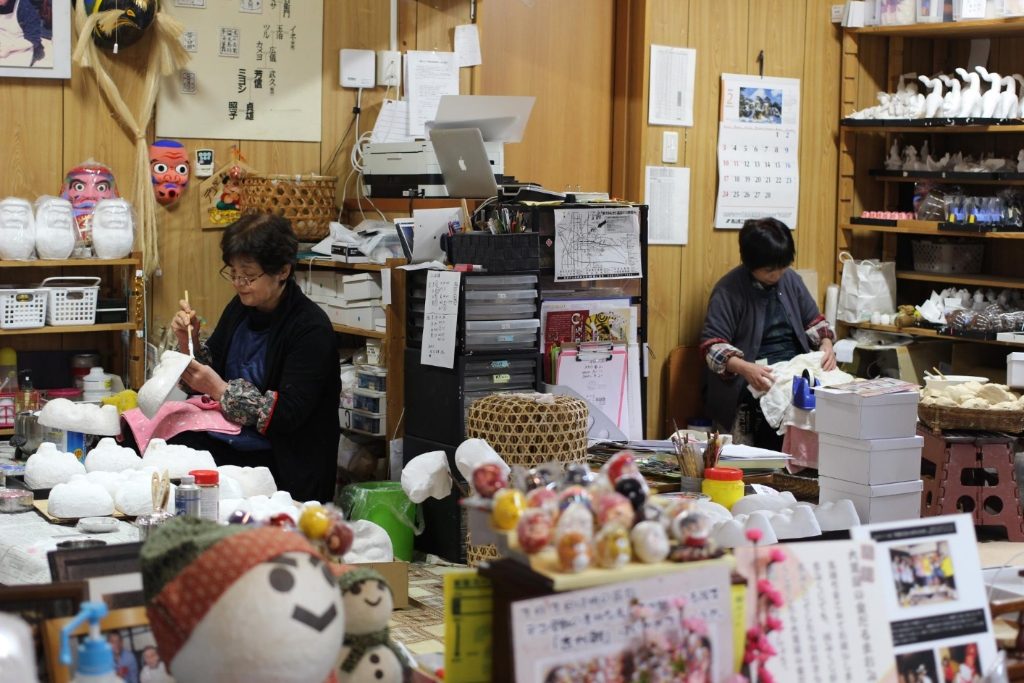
left=783, top=424, right=819, bottom=473
left=122, top=396, right=241, bottom=453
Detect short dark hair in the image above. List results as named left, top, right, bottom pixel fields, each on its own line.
left=738, top=217, right=795, bottom=270
left=221, top=213, right=298, bottom=278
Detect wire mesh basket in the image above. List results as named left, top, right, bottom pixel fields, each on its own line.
left=41, top=277, right=99, bottom=326
left=0, top=287, right=47, bottom=329
left=239, top=174, right=337, bottom=241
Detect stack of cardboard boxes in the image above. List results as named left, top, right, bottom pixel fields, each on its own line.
left=296, top=270, right=386, bottom=332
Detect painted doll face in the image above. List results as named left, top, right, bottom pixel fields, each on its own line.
left=60, top=164, right=119, bottom=239
left=150, top=141, right=191, bottom=206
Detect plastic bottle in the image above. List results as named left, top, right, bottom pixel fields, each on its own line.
left=0, top=347, right=17, bottom=393
left=701, top=466, right=745, bottom=510
left=190, top=469, right=219, bottom=522
left=59, top=602, right=125, bottom=683
left=82, top=367, right=112, bottom=401
left=14, top=369, right=38, bottom=414
left=175, top=474, right=201, bottom=518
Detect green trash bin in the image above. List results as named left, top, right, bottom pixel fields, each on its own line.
left=341, top=481, right=417, bottom=561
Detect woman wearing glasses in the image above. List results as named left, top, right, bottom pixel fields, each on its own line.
left=169, top=214, right=340, bottom=503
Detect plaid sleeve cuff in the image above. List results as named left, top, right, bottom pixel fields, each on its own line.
left=701, top=338, right=744, bottom=377
left=220, top=379, right=276, bottom=429
left=805, top=315, right=835, bottom=348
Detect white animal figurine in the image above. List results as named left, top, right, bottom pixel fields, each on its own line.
left=1014, top=75, right=1024, bottom=115
left=919, top=74, right=944, bottom=118
left=1000, top=76, right=1021, bottom=119
left=903, top=145, right=926, bottom=171
left=976, top=66, right=1003, bottom=118
left=926, top=152, right=951, bottom=172
left=939, top=74, right=962, bottom=118
left=884, top=140, right=902, bottom=170
left=956, top=67, right=983, bottom=118
left=1017, top=149, right=1024, bottom=173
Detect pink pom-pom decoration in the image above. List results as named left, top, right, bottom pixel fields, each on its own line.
left=769, top=548, right=786, bottom=564
left=745, top=528, right=763, bottom=543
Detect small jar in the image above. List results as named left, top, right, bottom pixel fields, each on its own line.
left=190, top=469, right=219, bottom=522
left=701, top=466, right=745, bottom=510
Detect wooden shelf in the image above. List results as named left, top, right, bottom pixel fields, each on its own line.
left=849, top=18, right=1024, bottom=38
left=841, top=221, right=1024, bottom=239
left=896, top=270, right=1024, bottom=289
left=841, top=123, right=1024, bottom=133
left=0, top=427, right=12, bottom=437
left=343, top=198, right=484, bottom=211
left=0, top=257, right=141, bottom=268
left=0, top=322, right=136, bottom=337
left=844, top=321, right=1024, bottom=347
left=332, top=323, right=386, bottom=339
left=870, top=172, right=1024, bottom=186
left=297, top=258, right=406, bottom=272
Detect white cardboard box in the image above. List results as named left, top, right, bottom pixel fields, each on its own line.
left=342, top=273, right=383, bottom=301
left=815, top=389, right=919, bottom=439
left=818, top=433, right=923, bottom=485
left=1008, top=352, right=1024, bottom=388
left=819, top=476, right=922, bottom=523
left=334, top=300, right=385, bottom=329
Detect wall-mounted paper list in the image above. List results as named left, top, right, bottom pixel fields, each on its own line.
left=421, top=270, right=461, bottom=369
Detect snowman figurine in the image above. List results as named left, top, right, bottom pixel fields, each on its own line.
left=337, top=567, right=405, bottom=683
left=140, top=517, right=346, bottom=683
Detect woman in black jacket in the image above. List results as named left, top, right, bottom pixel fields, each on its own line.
left=170, top=214, right=340, bottom=503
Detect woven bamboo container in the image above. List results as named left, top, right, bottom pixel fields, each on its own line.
left=464, top=393, right=589, bottom=565
left=239, top=174, right=337, bottom=240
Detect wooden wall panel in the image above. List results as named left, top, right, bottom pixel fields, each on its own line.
left=0, top=78, right=62, bottom=197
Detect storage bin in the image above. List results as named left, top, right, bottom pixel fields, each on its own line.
left=464, top=319, right=540, bottom=333
left=1008, top=352, right=1024, bottom=388
left=353, top=387, right=386, bottom=414
left=463, top=289, right=537, bottom=304
left=463, top=373, right=536, bottom=392
left=464, top=358, right=538, bottom=375
left=0, top=287, right=47, bottom=329
left=817, top=434, right=924, bottom=485
left=464, top=303, right=538, bottom=320
left=41, top=277, right=99, bottom=326
left=463, top=274, right=538, bottom=291
left=357, top=365, right=388, bottom=392
left=464, top=330, right=538, bottom=350
left=350, top=409, right=386, bottom=436
left=342, top=273, right=382, bottom=301
left=818, top=476, right=922, bottom=523
left=911, top=240, right=984, bottom=275
left=814, top=388, right=920, bottom=439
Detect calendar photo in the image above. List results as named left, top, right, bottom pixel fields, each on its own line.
left=739, top=87, right=783, bottom=124
left=721, top=73, right=800, bottom=127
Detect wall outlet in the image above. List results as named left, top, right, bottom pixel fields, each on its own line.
left=662, top=131, right=679, bottom=164
left=340, top=48, right=375, bottom=88
left=377, top=50, right=401, bottom=88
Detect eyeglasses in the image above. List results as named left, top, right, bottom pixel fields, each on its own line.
left=219, top=267, right=266, bottom=287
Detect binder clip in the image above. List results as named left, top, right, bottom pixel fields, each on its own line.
left=791, top=369, right=820, bottom=410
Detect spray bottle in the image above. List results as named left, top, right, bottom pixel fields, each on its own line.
left=59, top=602, right=125, bottom=683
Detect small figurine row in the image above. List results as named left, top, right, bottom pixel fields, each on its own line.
left=848, top=67, right=1024, bottom=120
left=473, top=452, right=720, bottom=573
left=884, top=141, right=1024, bottom=174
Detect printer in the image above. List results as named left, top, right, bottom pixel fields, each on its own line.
left=362, top=140, right=509, bottom=198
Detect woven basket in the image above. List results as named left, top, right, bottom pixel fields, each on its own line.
left=918, top=404, right=1024, bottom=434
left=239, top=174, right=337, bottom=240
left=464, top=394, right=589, bottom=561
left=745, top=472, right=820, bottom=502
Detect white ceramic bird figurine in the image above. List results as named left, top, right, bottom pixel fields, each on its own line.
left=919, top=75, right=944, bottom=118
left=939, top=74, right=962, bottom=118
left=976, top=66, right=1002, bottom=118
left=998, top=76, right=1019, bottom=119
left=1013, top=75, right=1024, bottom=115
left=956, top=67, right=982, bottom=118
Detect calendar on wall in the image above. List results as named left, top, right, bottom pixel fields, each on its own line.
left=714, top=73, right=801, bottom=230
left=156, top=0, right=324, bottom=142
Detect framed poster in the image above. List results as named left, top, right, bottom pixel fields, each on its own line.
left=0, top=0, right=71, bottom=79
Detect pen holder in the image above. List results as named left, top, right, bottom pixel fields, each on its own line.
left=447, top=232, right=540, bottom=273
left=679, top=476, right=704, bottom=494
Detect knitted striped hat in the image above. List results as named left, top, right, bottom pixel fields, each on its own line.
left=140, top=517, right=320, bottom=665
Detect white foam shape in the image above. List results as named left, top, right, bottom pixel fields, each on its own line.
left=81, top=470, right=130, bottom=497
left=142, top=438, right=216, bottom=479
left=34, top=196, right=75, bottom=259
left=37, top=398, right=121, bottom=437
left=454, top=438, right=508, bottom=483
left=84, top=437, right=141, bottom=472
left=138, top=351, right=192, bottom=419
left=114, top=475, right=175, bottom=516
left=767, top=506, right=822, bottom=540
left=90, top=198, right=135, bottom=259
left=342, top=519, right=394, bottom=563
left=217, top=465, right=277, bottom=498
left=693, top=499, right=733, bottom=523
left=218, top=498, right=250, bottom=523
left=812, top=499, right=861, bottom=531
left=0, top=197, right=35, bottom=260
left=49, top=479, right=115, bottom=518
left=24, top=442, right=86, bottom=489
left=218, top=474, right=244, bottom=500
left=730, top=491, right=798, bottom=517
left=401, top=450, right=452, bottom=503
left=710, top=511, right=779, bottom=549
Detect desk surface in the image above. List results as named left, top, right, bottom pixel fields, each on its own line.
left=0, top=510, right=138, bottom=585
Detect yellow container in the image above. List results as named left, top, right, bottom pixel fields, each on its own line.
left=701, top=467, right=745, bottom=510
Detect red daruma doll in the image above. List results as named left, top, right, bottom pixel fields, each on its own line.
left=60, top=161, right=119, bottom=248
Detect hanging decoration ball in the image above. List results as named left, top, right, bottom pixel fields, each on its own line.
left=76, top=0, right=157, bottom=51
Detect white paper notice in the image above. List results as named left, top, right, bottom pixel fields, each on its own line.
left=850, top=515, right=999, bottom=683
left=381, top=268, right=392, bottom=306
left=648, top=45, right=696, bottom=127
left=405, top=51, right=459, bottom=137
left=960, top=0, right=987, bottom=18
left=714, top=73, right=801, bottom=229
left=421, top=270, right=461, bottom=369
left=644, top=165, right=690, bottom=245
left=454, top=24, right=482, bottom=67
left=371, top=99, right=415, bottom=143
left=553, top=206, right=643, bottom=282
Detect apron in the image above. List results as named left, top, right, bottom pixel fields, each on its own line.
left=0, top=0, right=34, bottom=65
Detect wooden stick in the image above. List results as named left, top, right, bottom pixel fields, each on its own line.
left=184, top=290, right=195, bottom=358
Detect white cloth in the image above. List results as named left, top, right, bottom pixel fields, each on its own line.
left=748, top=351, right=853, bottom=432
